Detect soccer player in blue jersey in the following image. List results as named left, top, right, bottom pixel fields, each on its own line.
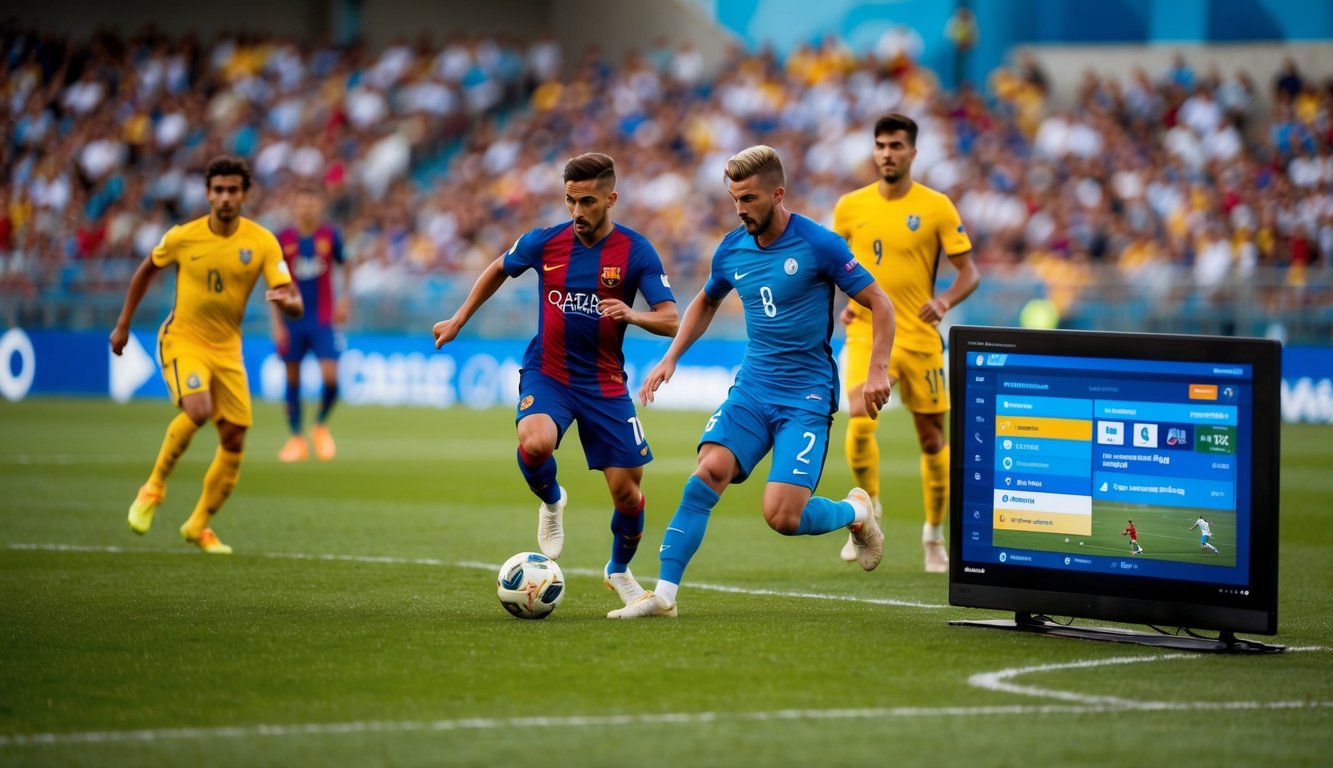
left=608, top=145, right=896, bottom=619
left=272, top=185, right=350, bottom=462
left=432, top=152, right=679, bottom=607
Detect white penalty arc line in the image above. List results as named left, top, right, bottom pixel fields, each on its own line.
left=969, top=648, right=1330, bottom=707
left=4, top=543, right=949, bottom=610
left=3, top=699, right=1330, bottom=748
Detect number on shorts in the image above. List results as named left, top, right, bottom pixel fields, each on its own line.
left=924, top=366, right=944, bottom=396
left=627, top=416, right=646, bottom=446
left=704, top=408, right=722, bottom=432
left=796, top=431, right=816, bottom=466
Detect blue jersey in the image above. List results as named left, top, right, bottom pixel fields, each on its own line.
left=504, top=221, right=675, bottom=397
left=704, top=213, right=873, bottom=414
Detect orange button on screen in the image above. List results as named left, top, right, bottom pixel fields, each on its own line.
left=1189, top=384, right=1218, bottom=400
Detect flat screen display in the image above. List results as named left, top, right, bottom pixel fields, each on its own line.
left=948, top=326, right=1280, bottom=636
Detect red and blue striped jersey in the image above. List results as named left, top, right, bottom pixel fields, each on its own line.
left=277, top=224, right=344, bottom=326
left=504, top=221, right=675, bottom=397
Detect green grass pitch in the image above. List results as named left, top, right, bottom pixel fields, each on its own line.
left=1, top=398, right=1330, bottom=766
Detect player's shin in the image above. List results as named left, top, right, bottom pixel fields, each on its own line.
left=182, top=447, right=243, bottom=539
left=921, top=445, right=949, bottom=527
left=516, top=445, right=561, bottom=505
left=284, top=381, right=302, bottom=434
left=658, top=476, right=718, bottom=590
left=317, top=382, right=338, bottom=423
left=845, top=415, right=880, bottom=498
left=794, top=496, right=858, bottom=535
left=609, top=496, right=645, bottom=572
left=149, top=412, right=202, bottom=490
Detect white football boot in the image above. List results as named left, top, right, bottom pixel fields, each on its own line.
left=537, top=487, right=567, bottom=560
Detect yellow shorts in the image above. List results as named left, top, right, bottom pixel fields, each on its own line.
left=158, top=334, right=253, bottom=427
left=844, top=323, right=948, bottom=415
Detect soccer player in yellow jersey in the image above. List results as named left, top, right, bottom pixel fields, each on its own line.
left=833, top=114, right=980, bottom=572
left=110, top=156, right=303, bottom=554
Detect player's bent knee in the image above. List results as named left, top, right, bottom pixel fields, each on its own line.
left=518, top=440, right=555, bottom=463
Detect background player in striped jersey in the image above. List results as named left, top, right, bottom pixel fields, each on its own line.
left=111, top=155, right=304, bottom=554
left=610, top=144, right=895, bottom=619
left=272, top=185, right=350, bottom=463
left=834, top=113, right=981, bottom=573
left=432, top=152, right=678, bottom=607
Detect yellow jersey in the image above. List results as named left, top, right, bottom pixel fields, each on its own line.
left=833, top=181, right=972, bottom=352
left=152, top=215, right=291, bottom=351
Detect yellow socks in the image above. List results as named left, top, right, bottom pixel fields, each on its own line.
left=921, top=445, right=949, bottom=527
left=181, top=447, right=243, bottom=540
left=844, top=415, right=880, bottom=498
left=147, top=412, right=202, bottom=491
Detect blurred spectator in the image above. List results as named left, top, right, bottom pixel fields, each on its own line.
left=1, top=24, right=1329, bottom=339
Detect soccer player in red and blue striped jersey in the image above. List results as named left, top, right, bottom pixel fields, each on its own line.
left=272, top=186, right=349, bottom=463
left=433, top=153, right=678, bottom=608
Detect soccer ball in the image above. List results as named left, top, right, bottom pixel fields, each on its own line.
left=497, top=552, right=565, bottom=620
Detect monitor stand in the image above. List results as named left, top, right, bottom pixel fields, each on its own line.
left=950, top=613, right=1286, bottom=654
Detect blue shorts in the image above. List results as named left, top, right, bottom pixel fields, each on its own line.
left=1200, top=535, right=1210, bottom=545
left=516, top=370, right=652, bottom=470
left=697, top=387, right=833, bottom=489
left=282, top=323, right=341, bottom=363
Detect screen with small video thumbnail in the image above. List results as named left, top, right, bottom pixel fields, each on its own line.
left=948, top=326, right=1280, bottom=635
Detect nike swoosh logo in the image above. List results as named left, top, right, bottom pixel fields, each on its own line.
left=190, top=254, right=206, bottom=261
left=666, top=527, right=685, bottom=534
left=733, top=270, right=750, bottom=280
left=792, top=469, right=808, bottom=476
left=543, top=264, right=566, bottom=272
left=659, top=544, right=671, bottom=553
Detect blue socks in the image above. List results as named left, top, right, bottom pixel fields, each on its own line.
left=317, top=382, right=338, bottom=424
left=284, top=382, right=302, bottom=434
left=516, top=446, right=562, bottom=505
left=792, top=496, right=856, bottom=536
left=658, top=476, right=720, bottom=585
left=607, top=496, right=645, bottom=574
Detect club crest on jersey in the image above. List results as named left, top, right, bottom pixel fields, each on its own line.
left=519, top=395, right=535, bottom=411
left=239, top=248, right=253, bottom=265
left=907, top=215, right=921, bottom=232
left=784, top=257, right=798, bottom=275
left=316, top=237, right=332, bottom=256
left=600, top=266, right=622, bottom=288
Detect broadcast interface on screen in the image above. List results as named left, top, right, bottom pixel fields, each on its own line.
left=958, top=349, right=1254, bottom=588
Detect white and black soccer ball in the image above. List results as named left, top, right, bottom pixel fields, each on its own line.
left=497, top=552, right=565, bottom=620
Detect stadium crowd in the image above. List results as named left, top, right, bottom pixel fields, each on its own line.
left=1, top=23, right=1331, bottom=333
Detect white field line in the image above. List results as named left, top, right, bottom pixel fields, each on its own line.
left=5, top=543, right=950, bottom=609
left=2, top=699, right=1329, bottom=747
left=2, top=543, right=1327, bottom=749
left=968, top=648, right=1328, bottom=707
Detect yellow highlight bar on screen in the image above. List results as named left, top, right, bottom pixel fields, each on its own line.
left=993, top=510, right=1092, bottom=536
left=995, top=416, right=1092, bottom=441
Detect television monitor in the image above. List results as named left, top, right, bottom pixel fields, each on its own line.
left=946, top=326, right=1283, bottom=653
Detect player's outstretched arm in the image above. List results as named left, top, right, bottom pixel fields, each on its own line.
left=109, top=256, right=162, bottom=356
left=433, top=256, right=509, bottom=349
left=267, top=282, right=304, bottom=319
left=639, top=290, right=719, bottom=405
left=849, top=281, right=895, bottom=419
